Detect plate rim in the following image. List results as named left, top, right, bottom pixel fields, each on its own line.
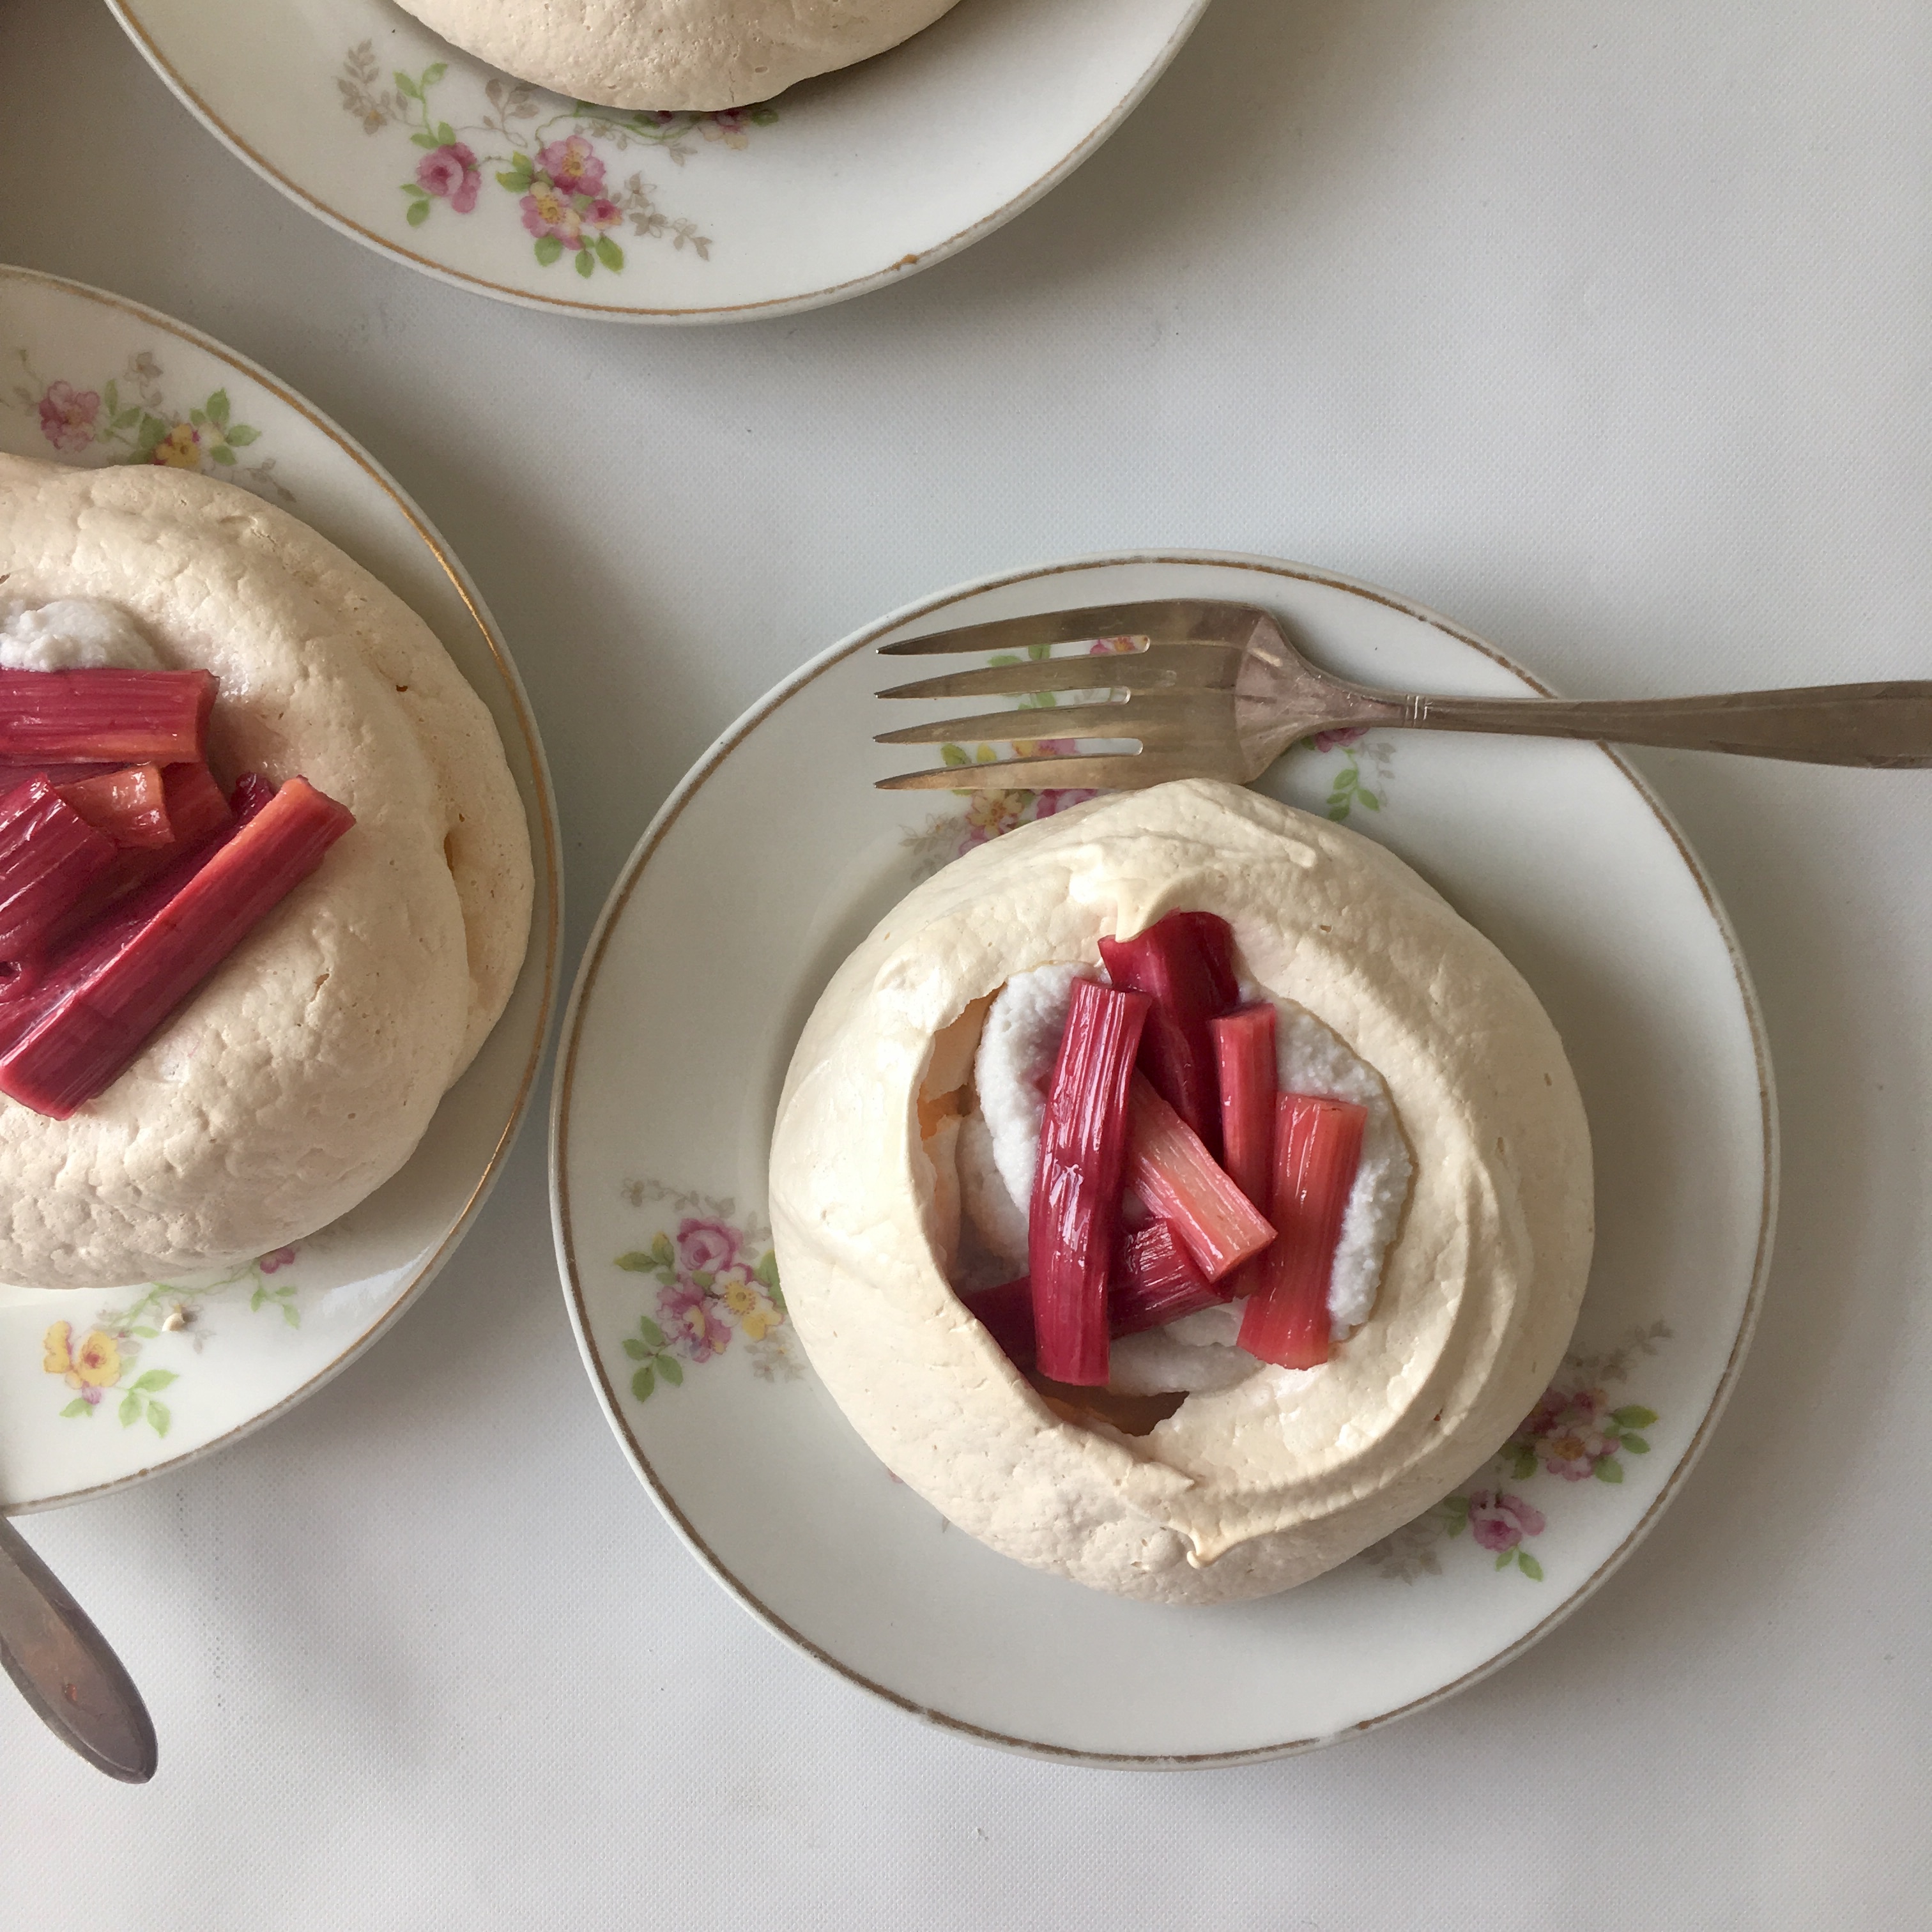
left=0, top=263, right=564, bottom=1515
left=105, top=0, right=1216, bottom=326
left=549, top=549, right=1779, bottom=1767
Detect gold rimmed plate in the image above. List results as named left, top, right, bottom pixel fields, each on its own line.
left=108, top=0, right=1211, bottom=323
left=550, top=552, right=1775, bottom=1765
left=0, top=266, right=560, bottom=1512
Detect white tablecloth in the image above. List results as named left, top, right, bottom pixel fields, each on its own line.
left=3, top=1, right=1928, bottom=1922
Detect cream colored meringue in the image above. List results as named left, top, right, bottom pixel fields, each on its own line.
left=392, top=0, right=965, bottom=112
left=0, top=456, right=532, bottom=1290
left=769, top=779, right=1593, bottom=1605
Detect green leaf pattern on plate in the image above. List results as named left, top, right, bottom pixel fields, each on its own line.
left=39, top=1248, right=309, bottom=1438
left=613, top=1185, right=798, bottom=1400
left=337, top=42, right=778, bottom=274
left=6, top=348, right=289, bottom=501
left=1361, top=1321, right=1674, bottom=1584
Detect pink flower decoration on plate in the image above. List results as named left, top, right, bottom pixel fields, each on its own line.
left=675, top=1218, right=741, bottom=1278
left=416, top=142, right=480, bottom=214
left=37, top=380, right=99, bottom=454
left=658, top=1282, right=731, bottom=1362
left=1467, top=1490, right=1547, bottom=1552
left=257, top=1246, right=298, bottom=1274
left=537, top=135, right=606, bottom=198
left=1312, top=726, right=1368, bottom=753
left=1033, top=787, right=1100, bottom=818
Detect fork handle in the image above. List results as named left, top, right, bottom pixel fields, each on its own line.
left=1362, top=681, right=1932, bottom=767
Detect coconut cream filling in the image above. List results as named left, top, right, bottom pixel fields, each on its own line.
left=0, top=595, right=162, bottom=671
left=930, top=958, right=1414, bottom=1399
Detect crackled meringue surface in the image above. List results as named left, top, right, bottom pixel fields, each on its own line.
left=769, top=779, right=1593, bottom=1605
left=0, top=455, right=533, bottom=1291
left=393, top=0, right=965, bottom=112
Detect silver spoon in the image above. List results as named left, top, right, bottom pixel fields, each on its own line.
left=0, top=1513, right=157, bottom=1782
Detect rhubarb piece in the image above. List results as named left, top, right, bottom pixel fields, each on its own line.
left=159, top=763, right=235, bottom=855
left=1210, top=1003, right=1278, bottom=1211
left=45, top=764, right=234, bottom=948
left=962, top=1276, right=1037, bottom=1372
left=1029, top=977, right=1150, bottom=1386
left=1124, top=1074, right=1275, bottom=1283
left=1110, top=1218, right=1230, bottom=1336
left=1172, top=910, right=1240, bottom=1011
left=1238, top=1095, right=1367, bottom=1370
left=0, top=777, right=354, bottom=1118
left=56, top=765, right=171, bottom=848
left=1098, top=909, right=1238, bottom=1156
left=0, top=762, right=111, bottom=793
left=0, top=669, right=215, bottom=766
left=0, top=777, right=118, bottom=961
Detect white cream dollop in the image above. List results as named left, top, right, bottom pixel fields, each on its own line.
left=0, top=595, right=162, bottom=671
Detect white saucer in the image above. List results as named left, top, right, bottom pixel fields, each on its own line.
left=108, top=0, right=1211, bottom=323
left=551, top=553, right=1775, bottom=1763
left=0, top=266, right=560, bottom=1514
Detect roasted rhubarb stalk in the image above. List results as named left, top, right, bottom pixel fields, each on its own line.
left=0, top=777, right=354, bottom=1118
left=0, top=669, right=215, bottom=766
left=56, top=765, right=171, bottom=848
left=1170, top=910, right=1239, bottom=1009
left=962, top=1276, right=1038, bottom=1372
left=1110, top=1218, right=1230, bottom=1336
left=50, top=764, right=234, bottom=946
left=1238, top=1095, right=1367, bottom=1370
left=1124, top=1075, right=1275, bottom=1283
left=0, top=777, right=118, bottom=961
left=1210, top=1003, right=1278, bottom=1211
left=1029, top=977, right=1150, bottom=1386
left=161, top=763, right=236, bottom=854
left=1098, top=909, right=1237, bottom=1156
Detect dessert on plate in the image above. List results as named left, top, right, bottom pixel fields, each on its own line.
left=769, top=779, right=1593, bottom=1604
left=0, top=454, right=532, bottom=1291
left=392, top=0, right=965, bottom=112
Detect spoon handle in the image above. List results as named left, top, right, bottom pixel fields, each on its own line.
left=1374, top=680, right=1932, bottom=767
left=0, top=1514, right=157, bottom=1782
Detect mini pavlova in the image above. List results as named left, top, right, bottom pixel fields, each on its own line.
left=769, top=779, right=1593, bottom=1605
left=0, top=455, right=532, bottom=1291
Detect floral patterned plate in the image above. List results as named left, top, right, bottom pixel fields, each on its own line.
left=106, top=0, right=1211, bottom=322
left=0, top=266, right=560, bottom=1512
left=551, top=553, right=1775, bottom=1765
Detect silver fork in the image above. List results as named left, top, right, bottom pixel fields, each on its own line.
left=874, top=599, right=1932, bottom=791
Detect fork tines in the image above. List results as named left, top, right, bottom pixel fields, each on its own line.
left=873, top=597, right=1257, bottom=659
left=873, top=597, right=1262, bottom=792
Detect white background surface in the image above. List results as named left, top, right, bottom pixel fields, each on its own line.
left=1, top=0, right=1928, bottom=1922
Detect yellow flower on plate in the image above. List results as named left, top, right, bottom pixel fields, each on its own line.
left=965, top=790, right=1027, bottom=835
left=721, top=1280, right=782, bottom=1342
left=151, top=422, right=201, bottom=469
left=70, top=1329, right=122, bottom=1388
left=42, top=1319, right=71, bottom=1376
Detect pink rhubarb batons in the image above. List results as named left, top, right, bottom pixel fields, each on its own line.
left=56, top=765, right=172, bottom=849
left=1028, top=977, right=1151, bottom=1387
left=0, top=776, right=119, bottom=961
left=0, top=776, right=355, bottom=1119
left=1237, top=1094, right=1367, bottom=1370
left=1209, top=1003, right=1278, bottom=1213
left=1108, top=1218, right=1229, bottom=1336
left=1123, top=1074, right=1276, bottom=1284
left=0, top=668, right=215, bottom=766
left=1098, top=908, right=1238, bottom=1157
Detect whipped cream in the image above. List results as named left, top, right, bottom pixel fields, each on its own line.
left=0, top=595, right=161, bottom=672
